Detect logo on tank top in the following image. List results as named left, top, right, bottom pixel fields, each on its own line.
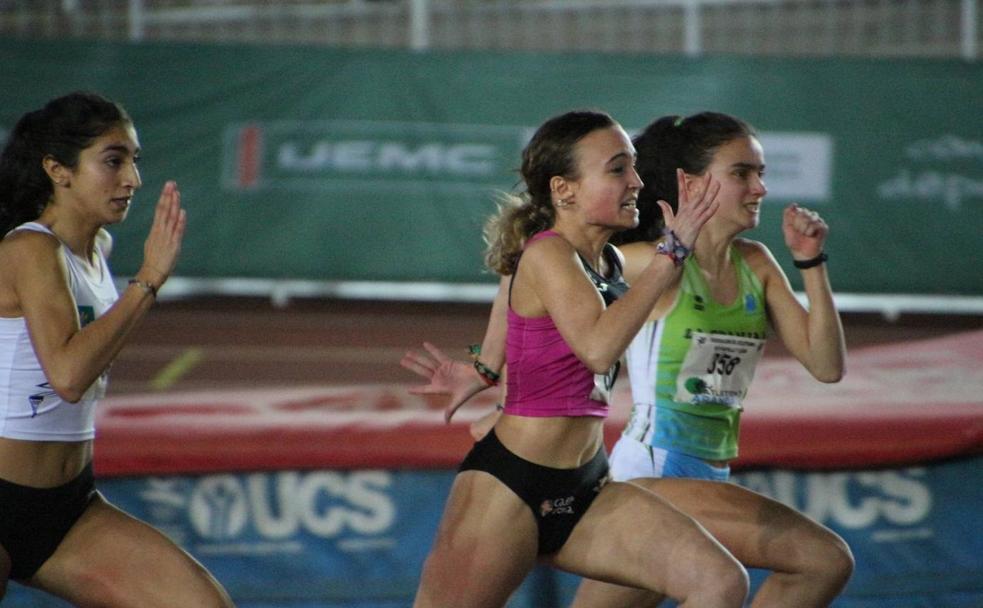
left=28, top=382, right=57, bottom=417
left=684, top=377, right=710, bottom=396
left=744, top=294, right=757, bottom=313
left=683, top=328, right=766, bottom=341
left=693, top=294, right=705, bottom=311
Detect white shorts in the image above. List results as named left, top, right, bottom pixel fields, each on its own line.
left=609, top=435, right=730, bottom=482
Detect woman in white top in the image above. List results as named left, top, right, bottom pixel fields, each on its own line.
left=0, top=92, right=233, bottom=606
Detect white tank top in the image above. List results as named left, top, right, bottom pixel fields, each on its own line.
left=0, top=222, right=118, bottom=441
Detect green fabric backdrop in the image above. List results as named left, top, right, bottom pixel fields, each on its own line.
left=2, top=40, right=980, bottom=295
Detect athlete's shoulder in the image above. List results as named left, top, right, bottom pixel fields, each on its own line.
left=734, top=238, right=787, bottom=287
left=735, top=238, right=780, bottom=266
left=0, top=228, right=64, bottom=300
left=734, top=237, right=769, bottom=256
left=523, top=230, right=573, bottom=258
left=0, top=226, right=61, bottom=259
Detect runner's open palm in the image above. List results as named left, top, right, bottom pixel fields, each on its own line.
left=658, top=169, right=720, bottom=248
left=140, top=181, right=186, bottom=284
left=401, top=342, right=487, bottom=423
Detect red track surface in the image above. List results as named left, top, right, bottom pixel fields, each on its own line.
left=110, top=297, right=982, bottom=397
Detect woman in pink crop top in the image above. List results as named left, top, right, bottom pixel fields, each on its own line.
left=502, top=229, right=626, bottom=418
left=405, top=112, right=853, bottom=607
left=406, top=109, right=853, bottom=608
left=404, top=109, right=731, bottom=607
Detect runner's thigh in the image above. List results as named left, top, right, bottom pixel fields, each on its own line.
left=633, top=477, right=834, bottom=570
left=415, top=471, right=538, bottom=608
left=547, top=480, right=743, bottom=598
left=29, top=494, right=230, bottom=607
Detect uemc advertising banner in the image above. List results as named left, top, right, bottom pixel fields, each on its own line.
left=224, top=122, right=831, bottom=201
left=0, top=40, right=981, bottom=294
left=5, top=457, right=982, bottom=607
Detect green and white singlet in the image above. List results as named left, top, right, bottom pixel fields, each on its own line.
left=621, top=245, right=768, bottom=461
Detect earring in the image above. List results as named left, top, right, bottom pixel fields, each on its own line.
left=556, top=198, right=569, bottom=208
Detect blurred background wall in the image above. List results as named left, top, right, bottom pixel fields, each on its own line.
left=2, top=0, right=981, bottom=313
left=1, top=3, right=981, bottom=608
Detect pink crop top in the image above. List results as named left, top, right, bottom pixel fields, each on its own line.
left=503, top=231, right=627, bottom=418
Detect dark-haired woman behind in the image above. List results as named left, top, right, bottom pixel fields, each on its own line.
left=570, top=112, right=850, bottom=606
left=0, top=92, right=233, bottom=606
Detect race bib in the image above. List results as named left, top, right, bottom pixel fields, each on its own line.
left=675, top=332, right=765, bottom=409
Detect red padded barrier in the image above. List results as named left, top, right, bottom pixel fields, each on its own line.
left=94, top=330, right=983, bottom=477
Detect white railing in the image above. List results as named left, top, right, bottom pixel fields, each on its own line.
left=2, top=0, right=978, bottom=59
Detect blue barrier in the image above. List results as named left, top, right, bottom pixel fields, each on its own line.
left=5, top=456, right=981, bottom=607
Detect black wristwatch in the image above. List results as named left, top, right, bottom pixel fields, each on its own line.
left=793, top=252, right=828, bottom=269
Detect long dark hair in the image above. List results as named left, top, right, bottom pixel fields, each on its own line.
left=613, top=112, right=755, bottom=245
left=0, top=91, right=132, bottom=235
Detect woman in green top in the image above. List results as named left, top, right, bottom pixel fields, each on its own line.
left=572, top=112, right=847, bottom=607
left=607, top=112, right=844, bottom=481
left=402, top=111, right=850, bottom=607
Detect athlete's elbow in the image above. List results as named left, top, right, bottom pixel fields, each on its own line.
left=587, top=362, right=614, bottom=375
left=581, top=351, right=619, bottom=374
left=47, top=373, right=88, bottom=403
left=51, top=385, right=85, bottom=404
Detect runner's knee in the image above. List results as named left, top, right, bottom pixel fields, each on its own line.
left=66, top=564, right=232, bottom=608
left=786, top=523, right=855, bottom=590
left=711, top=558, right=750, bottom=604
left=685, top=557, right=748, bottom=607
left=814, top=529, right=855, bottom=589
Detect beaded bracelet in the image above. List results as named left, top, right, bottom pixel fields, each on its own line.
left=473, top=360, right=500, bottom=386
left=468, top=344, right=500, bottom=386
left=128, top=279, right=158, bottom=298
left=655, top=229, right=691, bottom=268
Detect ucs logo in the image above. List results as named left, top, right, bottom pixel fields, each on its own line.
left=735, top=468, right=932, bottom=529
left=145, top=470, right=396, bottom=541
